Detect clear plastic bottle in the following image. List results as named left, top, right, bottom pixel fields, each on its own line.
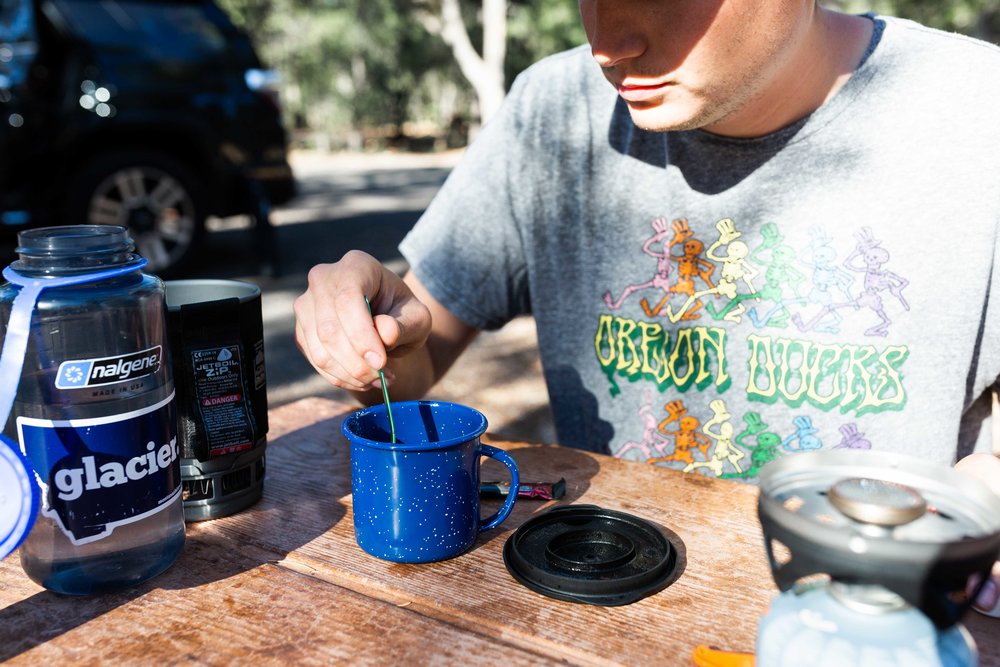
left=0, top=225, right=184, bottom=594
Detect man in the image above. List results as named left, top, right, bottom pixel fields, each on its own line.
left=294, top=1, right=1000, bottom=610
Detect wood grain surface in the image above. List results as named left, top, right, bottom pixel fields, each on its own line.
left=1, top=396, right=997, bottom=666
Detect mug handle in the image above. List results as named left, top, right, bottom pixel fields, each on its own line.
left=479, top=443, right=519, bottom=531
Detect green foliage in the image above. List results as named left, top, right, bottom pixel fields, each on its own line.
left=823, top=0, right=1000, bottom=40
left=507, top=0, right=586, bottom=82
left=216, top=0, right=587, bottom=147
left=221, top=0, right=1000, bottom=148
left=219, top=0, right=456, bottom=142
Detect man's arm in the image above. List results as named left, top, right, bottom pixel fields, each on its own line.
left=955, top=386, right=1000, bottom=614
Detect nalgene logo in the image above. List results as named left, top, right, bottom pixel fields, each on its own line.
left=18, top=393, right=180, bottom=545
left=56, top=345, right=162, bottom=389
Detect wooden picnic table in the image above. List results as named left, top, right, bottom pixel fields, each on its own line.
left=0, top=396, right=997, bottom=665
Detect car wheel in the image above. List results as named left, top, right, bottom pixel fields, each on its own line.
left=65, top=149, right=206, bottom=276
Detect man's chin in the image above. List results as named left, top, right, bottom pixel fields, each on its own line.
left=625, top=103, right=709, bottom=133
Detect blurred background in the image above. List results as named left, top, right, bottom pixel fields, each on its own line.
left=218, top=0, right=1000, bottom=156
left=0, top=0, right=997, bottom=444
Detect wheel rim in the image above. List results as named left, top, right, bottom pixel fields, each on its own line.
left=87, top=165, right=197, bottom=272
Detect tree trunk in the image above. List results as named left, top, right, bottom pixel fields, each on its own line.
left=435, top=0, right=507, bottom=125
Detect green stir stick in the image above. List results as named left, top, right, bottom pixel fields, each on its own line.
left=365, top=296, right=396, bottom=443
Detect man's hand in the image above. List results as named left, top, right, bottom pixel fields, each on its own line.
left=955, top=452, right=1000, bottom=615
left=293, top=250, right=432, bottom=394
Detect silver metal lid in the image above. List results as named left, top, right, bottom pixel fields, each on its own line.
left=760, top=450, right=1000, bottom=544
left=828, top=478, right=927, bottom=527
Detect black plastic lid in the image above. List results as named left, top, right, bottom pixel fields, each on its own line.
left=503, top=504, right=681, bottom=606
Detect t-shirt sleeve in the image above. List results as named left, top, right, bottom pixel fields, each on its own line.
left=399, top=73, right=534, bottom=331
left=967, top=212, right=1000, bottom=454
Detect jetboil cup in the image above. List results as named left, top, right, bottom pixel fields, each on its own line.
left=342, top=400, right=519, bottom=563
left=0, top=225, right=185, bottom=594
left=164, top=279, right=267, bottom=521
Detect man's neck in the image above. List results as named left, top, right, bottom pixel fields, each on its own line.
left=704, top=9, right=875, bottom=138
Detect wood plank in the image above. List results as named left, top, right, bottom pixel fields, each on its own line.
left=210, top=398, right=776, bottom=663
left=3, top=396, right=997, bottom=666
left=965, top=612, right=1000, bottom=666
left=243, top=397, right=1000, bottom=665
left=0, top=531, right=561, bottom=666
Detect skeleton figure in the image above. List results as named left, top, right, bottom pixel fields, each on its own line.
left=615, top=390, right=672, bottom=461
left=647, top=399, right=712, bottom=467
left=778, top=227, right=855, bottom=334
left=743, top=223, right=806, bottom=329
left=644, top=232, right=716, bottom=318
left=833, top=423, right=872, bottom=449
left=781, top=415, right=823, bottom=452
left=670, top=218, right=758, bottom=324
left=604, top=218, right=690, bottom=314
left=684, top=399, right=746, bottom=476
left=793, top=227, right=908, bottom=337
left=720, top=412, right=782, bottom=480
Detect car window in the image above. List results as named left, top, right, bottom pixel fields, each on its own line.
left=51, top=0, right=228, bottom=61
left=0, top=0, right=37, bottom=89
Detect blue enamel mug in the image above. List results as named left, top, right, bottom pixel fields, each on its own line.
left=342, top=400, right=519, bottom=563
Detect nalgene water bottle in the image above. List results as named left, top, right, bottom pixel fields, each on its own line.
left=0, top=225, right=185, bottom=594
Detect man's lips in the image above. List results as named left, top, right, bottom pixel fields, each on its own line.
left=617, top=81, right=672, bottom=102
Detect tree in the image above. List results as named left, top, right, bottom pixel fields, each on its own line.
left=218, top=0, right=586, bottom=146
left=416, top=0, right=507, bottom=126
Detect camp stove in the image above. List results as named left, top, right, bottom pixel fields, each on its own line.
left=755, top=450, right=1000, bottom=667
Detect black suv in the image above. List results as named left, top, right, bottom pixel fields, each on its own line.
left=0, top=0, right=295, bottom=274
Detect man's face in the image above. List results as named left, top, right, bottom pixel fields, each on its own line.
left=579, top=0, right=813, bottom=135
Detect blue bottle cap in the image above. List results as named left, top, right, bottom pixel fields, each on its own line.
left=0, top=434, right=38, bottom=559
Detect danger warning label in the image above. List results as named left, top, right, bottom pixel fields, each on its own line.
left=191, top=345, right=256, bottom=457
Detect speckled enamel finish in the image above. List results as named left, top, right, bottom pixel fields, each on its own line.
left=343, top=401, right=519, bottom=563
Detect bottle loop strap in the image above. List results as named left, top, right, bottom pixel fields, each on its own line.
left=0, top=258, right=148, bottom=559
left=0, top=259, right=148, bottom=436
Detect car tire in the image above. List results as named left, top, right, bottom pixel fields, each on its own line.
left=64, top=149, right=206, bottom=277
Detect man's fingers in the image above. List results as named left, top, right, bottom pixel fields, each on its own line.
left=292, top=252, right=436, bottom=396
left=293, top=252, right=431, bottom=393
left=969, top=562, right=1000, bottom=615
left=976, top=578, right=999, bottom=612
left=295, top=317, right=369, bottom=391
left=329, top=287, right=388, bottom=369
left=293, top=289, right=379, bottom=391
left=380, top=294, right=431, bottom=355
left=303, top=255, right=390, bottom=369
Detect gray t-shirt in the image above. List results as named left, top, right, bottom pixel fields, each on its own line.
left=400, top=16, right=1000, bottom=478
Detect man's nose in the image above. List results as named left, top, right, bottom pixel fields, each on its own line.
left=584, top=3, right=646, bottom=68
